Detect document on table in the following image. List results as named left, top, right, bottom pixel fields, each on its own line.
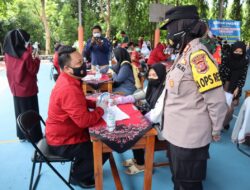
left=82, top=75, right=96, bottom=81
left=102, top=105, right=130, bottom=123
left=224, top=91, right=233, bottom=107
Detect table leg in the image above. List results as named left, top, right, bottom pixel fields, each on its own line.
left=108, top=82, right=112, bottom=93
left=82, top=83, right=87, bottom=94
left=143, top=135, right=155, bottom=190
left=109, top=153, right=123, bottom=190
left=93, top=140, right=103, bottom=190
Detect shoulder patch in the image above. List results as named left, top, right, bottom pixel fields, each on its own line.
left=190, top=50, right=222, bottom=93
left=191, top=53, right=209, bottom=74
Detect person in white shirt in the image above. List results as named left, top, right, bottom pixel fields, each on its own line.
left=115, top=63, right=167, bottom=175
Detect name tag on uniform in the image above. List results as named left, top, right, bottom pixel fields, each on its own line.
left=169, top=80, right=174, bottom=87
left=190, top=50, right=222, bottom=93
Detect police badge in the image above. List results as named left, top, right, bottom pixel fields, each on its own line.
left=192, top=53, right=209, bottom=74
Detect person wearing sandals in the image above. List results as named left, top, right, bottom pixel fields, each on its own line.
left=115, top=63, right=167, bottom=175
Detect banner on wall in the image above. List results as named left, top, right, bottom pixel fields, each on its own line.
left=208, top=20, right=241, bottom=44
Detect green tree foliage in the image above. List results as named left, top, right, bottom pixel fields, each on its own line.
left=211, top=0, right=228, bottom=19
left=229, top=0, right=242, bottom=21
left=242, top=0, right=250, bottom=43
left=0, top=0, right=249, bottom=54
left=0, top=0, right=44, bottom=48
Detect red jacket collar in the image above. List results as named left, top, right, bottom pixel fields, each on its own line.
left=60, top=72, right=82, bottom=86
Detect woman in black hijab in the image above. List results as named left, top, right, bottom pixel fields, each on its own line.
left=220, top=41, right=249, bottom=129
left=115, top=63, right=167, bottom=174
left=3, top=29, right=42, bottom=143
left=145, top=63, right=167, bottom=110
left=108, top=47, right=136, bottom=95
left=3, top=29, right=30, bottom=58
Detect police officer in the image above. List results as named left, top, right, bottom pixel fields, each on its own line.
left=160, top=5, right=228, bottom=190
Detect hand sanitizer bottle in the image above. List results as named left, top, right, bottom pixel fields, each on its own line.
left=107, top=99, right=116, bottom=132
left=95, top=65, right=101, bottom=80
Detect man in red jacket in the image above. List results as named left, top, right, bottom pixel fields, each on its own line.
left=46, top=45, right=108, bottom=189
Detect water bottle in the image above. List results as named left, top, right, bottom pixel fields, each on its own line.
left=107, top=99, right=116, bottom=132
left=109, top=60, right=112, bottom=68
left=95, top=65, right=101, bottom=80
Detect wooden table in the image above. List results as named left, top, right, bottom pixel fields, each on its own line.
left=82, top=80, right=113, bottom=94
left=91, top=128, right=157, bottom=190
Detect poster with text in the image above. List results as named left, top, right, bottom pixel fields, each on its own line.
left=208, top=20, right=241, bottom=44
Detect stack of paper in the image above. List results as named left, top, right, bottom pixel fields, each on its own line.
left=102, top=105, right=130, bottom=123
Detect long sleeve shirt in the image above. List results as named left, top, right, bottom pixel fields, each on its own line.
left=219, top=57, right=249, bottom=94
left=147, top=44, right=168, bottom=65
left=84, top=37, right=111, bottom=66
left=46, top=72, right=104, bottom=146
left=112, top=63, right=136, bottom=95
left=162, top=38, right=228, bottom=149
left=4, top=49, right=40, bottom=97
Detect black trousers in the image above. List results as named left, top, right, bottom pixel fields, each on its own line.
left=49, top=141, right=110, bottom=182
left=132, top=149, right=145, bottom=165
left=13, top=95, right=42, bottom=143
left=167, top=142, right=210, bottom=190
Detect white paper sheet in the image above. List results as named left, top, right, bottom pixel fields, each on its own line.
left=82, top=75, right=96, bottom=81
left=102, top=105, right=130, bottom=123
left=224, top=91, right=233, bottom=107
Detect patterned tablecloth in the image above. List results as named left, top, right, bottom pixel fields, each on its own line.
left=87, top=94, right=152, bottom=153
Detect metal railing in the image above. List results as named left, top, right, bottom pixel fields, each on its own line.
left=0, top=55, right=53, bottom=62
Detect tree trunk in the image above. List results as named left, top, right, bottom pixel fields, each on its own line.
left=219, top=0, right=224, bottom=19
left=106, top=0, right=111, bottom=38
left=41, top=0, right=51, bottom=54
left=100, top=0, right=111, bottom=38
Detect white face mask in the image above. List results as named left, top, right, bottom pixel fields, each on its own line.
left=93, top=33, right=101, bottom=38
left=135, top=47, right=141, bottom=52
left=171, top=54, right=176, bottom=61
left=164, top=47, right=174, bottom=55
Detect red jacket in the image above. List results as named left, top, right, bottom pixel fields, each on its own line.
left=147, top=43, right=168, bottom=65
left=4, top=49, right=40, bottom=97
left=53, top=52, right=60, bottom=74
left=45, top=72, right=104, bottom=146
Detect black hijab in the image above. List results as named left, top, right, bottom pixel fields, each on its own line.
left=227, top=41, right=248, bottom=93
left=146, top=63, right=167, bottom=109
left=228, top=41, right=247, bottom=70
left=3, top=29, right=30, bottom=58
left=112, top=47, right=131, bottom=74
left=166, top=19, right=207, bottom=53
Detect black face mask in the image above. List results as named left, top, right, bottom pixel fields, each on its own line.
left=148, top=79, right=161, bottom=87
left=167, top=30, right=186, bottom=51
left=166, top=20, right=199, bottom=51
left=232, top=53, right=243, bottom=59
left=69, top=64, right=87, bottom=78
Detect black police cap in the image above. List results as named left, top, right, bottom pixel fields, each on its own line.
left=160, top=5, right=200, bottom=30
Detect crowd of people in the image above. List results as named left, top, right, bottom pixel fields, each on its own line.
left=2, top=4, right=250, bottom=190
